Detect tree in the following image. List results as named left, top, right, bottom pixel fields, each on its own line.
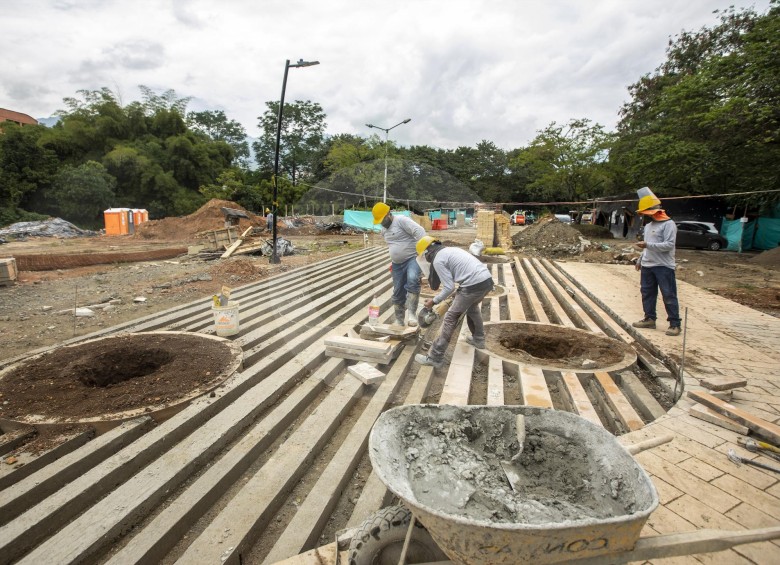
left=511, top=119, right=615, bottom=202
left=138, top=85, right=191, bottom=116
left=188, top=110, right=250, bottom=167
left=613, top=3, right=780, bottom=198
left=50, top=161, right=116, bottom=227
left=253, top=100, right=326, bottom=185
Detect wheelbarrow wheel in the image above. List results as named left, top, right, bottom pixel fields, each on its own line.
left=348, top=504, right=448, bottom=565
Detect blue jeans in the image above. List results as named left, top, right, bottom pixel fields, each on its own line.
left=640, top=266, right=681, bottom=327
left=391, top=256, right=422, bottom=306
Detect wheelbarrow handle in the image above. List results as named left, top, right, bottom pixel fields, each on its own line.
left=625, top=434, right=674, bottom=455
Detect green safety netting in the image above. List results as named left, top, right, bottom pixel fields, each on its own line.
left=721, top=217, right=780, bottom=251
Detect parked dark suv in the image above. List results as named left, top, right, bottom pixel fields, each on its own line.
left=675, top=221, right=728, bottom=251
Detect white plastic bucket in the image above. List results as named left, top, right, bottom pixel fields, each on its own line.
left=212, top=300, right=240, bottom=336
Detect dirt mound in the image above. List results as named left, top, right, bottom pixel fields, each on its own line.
left=135, top=199, right=262, bottom=242
left=750, top=246, right=780, bottom=267
left=511, top=215, right=588, bottom=257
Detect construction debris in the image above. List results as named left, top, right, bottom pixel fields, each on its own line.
left=699, top=376, right=748, bottom=391
left=0, top=218, right=97, bottom=239
left=688, top=390, right=780, bottom=445
left=324, top=335, right=397, bottom=364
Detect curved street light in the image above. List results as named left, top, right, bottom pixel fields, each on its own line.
left=365, top=118, right=411, bottom=203
left=271, top=58, right=320, bottom=264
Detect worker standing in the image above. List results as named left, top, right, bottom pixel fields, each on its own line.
left=633, top=187, right=681, bottom=336
left=372, top=202, right=426, bottom=326
left=265, top=208, right=274, bottom=233
left=414, top=236, right=494, bottom=368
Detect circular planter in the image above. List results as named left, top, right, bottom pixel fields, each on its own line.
left=483, top=321, right=636, bottom=372
left=0, top=331, right=243, bottom=432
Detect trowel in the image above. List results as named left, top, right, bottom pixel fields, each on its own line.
left=500, top=415, right=526, bottom=492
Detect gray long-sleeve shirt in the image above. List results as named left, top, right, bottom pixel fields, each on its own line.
left=640, top=219, right=677, bottom=269
left=381, top=215, right=426, bottom=263
left=431, top=247, right=493, bottom=304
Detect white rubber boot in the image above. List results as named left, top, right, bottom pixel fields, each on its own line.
left=405, top=293, right=419, bottom=327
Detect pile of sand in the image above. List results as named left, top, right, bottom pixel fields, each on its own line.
left=135, top=199, right=262, bottom=242
left=511, top=215, right=588, bottom=257
left=750, top=246, right=780, bottom=267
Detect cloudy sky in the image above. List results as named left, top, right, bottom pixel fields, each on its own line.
left=2, top=0, right=771, bottom=150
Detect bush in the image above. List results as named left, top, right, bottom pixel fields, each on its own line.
left=0, top=207, right=49, bottom=228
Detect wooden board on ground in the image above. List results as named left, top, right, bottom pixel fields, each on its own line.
left=220, top=226, right=253, bottom=259
left=324, top=346, right=392, bottom=364
left=324, top=336, right=392, bottom=355
left=699, top=376, right=748, bottom=392
left=689, top=404, right=749, bottom=435
left=518, top=364, right=553, bottom=408
left=346, top=363, right=385, bottom=385
left=359, top=324, right=418, bottom=340
left=593, top=371, right=645, bottom=432
left=634, top=343, right=672, bottom=378
left=688, top=390, right=780, bottom=445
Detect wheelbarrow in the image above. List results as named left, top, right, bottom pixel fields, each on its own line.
left=350, top=404, right=780, bottom=564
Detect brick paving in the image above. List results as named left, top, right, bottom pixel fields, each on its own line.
left=559, top=262, right=780, bottom=564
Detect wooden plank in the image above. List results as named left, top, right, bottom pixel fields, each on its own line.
left=593, top=371, right=645, bottom=431
left=616, top=370, right=667, bottom=422
left=323, top=336, right=391, bottom=355
left=513, top=257, right=548, bottom=323
left=486, top=356, right=504, bottom=406
left=346, top=363, right=385, bottom=385
left=700, top=376, right=748, bottom=391
left=688, top=390, right=780, bottom=446
left=220, top=226, right=253, bottom=259
left=324, top=346, right=391, bottom=364
left=519, top=364, right=553, bottom=408
left=634, top=343, right=673, bottom=378
left=689, top=404, right=749, bottom=435
left=560, top=371, right=602, bottom=427
left=439, top=324, right=475, bottom=405
left=358, top=324, right=418, bottom=338
left=501, top=263, right=525, bottom=321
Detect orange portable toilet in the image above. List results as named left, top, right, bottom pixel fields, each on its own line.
left=132, top=208, right=148, bottom=226
left=104, top=208, right=129, bottom=235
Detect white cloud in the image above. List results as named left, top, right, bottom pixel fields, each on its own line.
left=1, top=0, right=770, bottom=149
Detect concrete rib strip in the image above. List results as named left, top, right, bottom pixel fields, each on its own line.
left=178, top=251, right=382, bottom=334
left=530, top=258, right=597, bottom=332
left=513, top=257, right=548, bottom=323
left=176, top=372, right=366, bottom=564
left=263, top=346, right=417, bottom=563
left=1, top=271, right=385, bottom=562
left=524, top=258, right=576, bottom=328
left=97, top=357, right=345, bottom=565
left=0, top=417, right=153, bottom=525
left=0, top=248, right=379, bottom=370
left=0, top=428, right=94, bottom=491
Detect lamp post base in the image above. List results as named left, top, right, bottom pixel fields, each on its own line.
left=269, top=255, right=281, bottom=264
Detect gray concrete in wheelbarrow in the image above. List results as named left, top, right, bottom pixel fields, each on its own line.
left=0, top=248, right=778, bottom=564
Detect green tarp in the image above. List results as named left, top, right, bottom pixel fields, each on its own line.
left=343, top=210, right=411, bottom=232
left=721, top=217, right=780, bottom=251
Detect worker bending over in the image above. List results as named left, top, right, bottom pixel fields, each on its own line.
left=415, top=236, right=494, bottom=368
left=372, top=202, right=426, bottom=326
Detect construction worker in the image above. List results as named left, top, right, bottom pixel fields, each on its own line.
left=372, top=202, right=426, bottom=326
left=265, top=208, right=273, bottom=233
left=633, top=187, right=681, bottom=336
left=414, top=236, right=494, bottom=368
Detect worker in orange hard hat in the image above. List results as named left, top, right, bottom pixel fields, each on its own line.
left=633, top=187, right=681, bottom=336
left=372, top=202, right=426, bottom=326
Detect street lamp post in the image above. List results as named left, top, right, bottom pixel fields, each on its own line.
left=271, top=58, right=319, bottom=264
left=365, top=118, right=411, bottom=203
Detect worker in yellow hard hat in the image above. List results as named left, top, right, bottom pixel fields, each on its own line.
left=265, top=208, right=274, bottom=233
left=372, top=201, right=426, bottom=326
left=633, top=187, right=681, bottom=336
left=414, top=236, right=494, bottom=368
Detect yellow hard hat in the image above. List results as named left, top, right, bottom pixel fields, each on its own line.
left=372, top=202, right=390, bottom=224
left=416, top=235, right=435, bottom=256
left=636, top=186, right=662, bottom=213
left=265, top=208, right=270, bottom=213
